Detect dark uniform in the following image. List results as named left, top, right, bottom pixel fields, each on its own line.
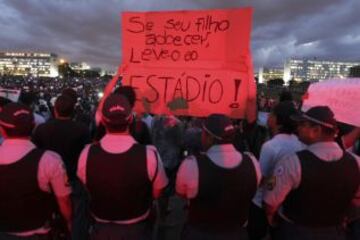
left=0, top=103, right=71, bottom=239
left=0, top=149, right=55, bottom=236
left=264, top=106, right=360, bottom=240
left=77, top=94, right=168, bottom=240
left=176, top=114, right=261, bottom=240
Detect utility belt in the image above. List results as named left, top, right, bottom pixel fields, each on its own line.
left=90, top=209, right=151, bottom=226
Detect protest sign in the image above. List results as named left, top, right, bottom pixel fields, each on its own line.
left=120, top=8, right=256, bottom=119
left=0, top=88, right=21, bottom=102
left=302, top=78, right=360, bottom=127
left=125, top=66, right=251, bottom=117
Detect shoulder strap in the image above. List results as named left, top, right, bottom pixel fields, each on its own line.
left=151, top=149, right=159, bottom=183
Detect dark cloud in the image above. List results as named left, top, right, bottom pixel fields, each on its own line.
left=0, top=0, right=359, bottom=71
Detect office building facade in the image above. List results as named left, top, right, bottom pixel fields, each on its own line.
left=283, top=58, right=360, bottom=83
left=0, top=52, right=59, bottom=77
left=258, top=67, right=284, bottom=84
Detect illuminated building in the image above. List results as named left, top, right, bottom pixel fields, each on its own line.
left=69, top=62, right=91, bottom=72
left=283, top=58, right=360, bottom=84
left=0, top=52, right=59, bottom=77
left=258, top=67, right=284, bottom=84
left=349, top=65, right=360, bottom=78
left=68, top=62, right=103, bottom=77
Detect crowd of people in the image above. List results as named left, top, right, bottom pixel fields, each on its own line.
left=0, top=74, right=359, bottom=240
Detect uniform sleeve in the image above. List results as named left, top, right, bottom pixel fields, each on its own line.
left=175, top=155, right=198, bottom=199
left=244, top=151, right=262, bottom=186
left=38, top=151, right=72, bottom=197
left=146, top=146, right=168, bottom=193
left=263, top=153, right=301, bottom=211
left=259, top=142, right=276, bottom=177
left=77, top=144, right=91, bottom=185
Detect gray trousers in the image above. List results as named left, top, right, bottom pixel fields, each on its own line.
left=89, top=221, right=152, bottom=240
left=273, top=219, right=346, bottom=240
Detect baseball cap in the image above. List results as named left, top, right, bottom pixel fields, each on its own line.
left=0, top=102, right=34, bottom=129
left=102, top=93, right=132, bottom=125
left=202, top=114, right=235, bottom=140
left=291, top=106, right=336, bottom=129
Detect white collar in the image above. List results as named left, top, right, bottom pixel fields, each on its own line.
left=1, top=138, right=35, bottom=147
left=207, top=144, right=236, bottom=154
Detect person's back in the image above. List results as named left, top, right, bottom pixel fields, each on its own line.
left=0, top=103, right=72, bottom=239
left=77, top=94, right=168, bottom=239
left=176, top=114, right=261, bottom=240
left=32, top=95, right=90, bottom=240
left=187, top=151, right=258, bottom=230
left=33, top=118, right=89, bottom=179
left=264, top=106, right=360, bottom=240
left=32, top=95, right=90, bottom=180
left=252, top=101, right=304, bottom=208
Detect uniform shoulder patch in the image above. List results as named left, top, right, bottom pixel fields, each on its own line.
left=275, top=165, right=284, bottom=176
left=266, top=176, right=276, bottom=191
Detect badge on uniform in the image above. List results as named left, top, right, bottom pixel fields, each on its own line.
left=275, top=165, right=284, bottom=176
left=266, top=176, right=276, bottom=190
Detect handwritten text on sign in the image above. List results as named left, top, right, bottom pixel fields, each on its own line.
left=123, top=66, right=250, bottom=118
left=121, top=8, right=254, bottom=118
left=122, top=8, right=252, bottom=70
left=302, top=78, right=360, bottom=127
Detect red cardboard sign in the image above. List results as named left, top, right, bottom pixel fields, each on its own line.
left=302, top=78, right=360, bottom=127
left=121, top=8, right=256, bottom=119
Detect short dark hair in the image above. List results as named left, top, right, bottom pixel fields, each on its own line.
left=2, top=124, right=34, bottom=138
left=212, top=133, right=235, bottom=145
left=114, top=86, right=136, bottom=108
left=279, top=90, right=293, bottom=102
left=55, top=95, right=75, bottom=117
left=61, top=88, right=77, bottom=105
left=272, top=101, right=297, bottom=134
left=103, top=122, right=129, bottom=133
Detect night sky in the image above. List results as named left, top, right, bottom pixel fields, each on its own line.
left=0, top=0, right=359, bottom=71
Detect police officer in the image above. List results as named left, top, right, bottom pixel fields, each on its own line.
left=0, top=103, right=72, bottom=239
left=176, top=113, right=261, bottom=240
left=249, top=101, right=305, bottom=240
left=264, top=106, right=360, bottom=240
left=77, top=93, right=168, bottom=239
